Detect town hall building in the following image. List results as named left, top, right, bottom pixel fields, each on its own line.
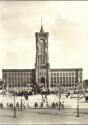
left=2, top=24, right=83, bottom=93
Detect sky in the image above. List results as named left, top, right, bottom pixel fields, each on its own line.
left=0, top=1, right=88, bottom=80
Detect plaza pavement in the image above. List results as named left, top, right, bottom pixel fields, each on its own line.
left=0, top=94, right=88, bottom=124
left=0, top=108, right=88, bottom=124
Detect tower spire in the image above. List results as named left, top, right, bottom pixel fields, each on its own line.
left=40, top=18, right=44, bottom=33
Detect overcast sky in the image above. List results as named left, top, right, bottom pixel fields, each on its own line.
left=0, top=1, right=88, bottom=80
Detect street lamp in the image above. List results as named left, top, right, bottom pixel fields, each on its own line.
left=7, top=70, right=9, bottom=93
left=13, top=94, right=16, bottom=118
left=3, top=78, right=5, bottom=94
left=21, top=95, right=22, bottom=111
left=77, top=88, right=79, bottom=117
left=76, top=72, right=80, bottom=117
left=58, top=84, right=61, bottom=110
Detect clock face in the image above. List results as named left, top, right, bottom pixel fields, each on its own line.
left=40, top=39, right=43, bottom=43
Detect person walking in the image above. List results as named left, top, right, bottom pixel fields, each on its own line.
left=62, top=101, right=64, bottom=109
left=56, top=102, right=58, bottom=108
left=46, top=101, right=48, bottom=108
left=27, top=103, right=30, bottom=109
left=16, top=102, right=19, bottom=109
left=0, top=102, right=3, bottom=109
left=40, top=102, right=43, bottom=108
left=34, top=102, right=38, bottom=109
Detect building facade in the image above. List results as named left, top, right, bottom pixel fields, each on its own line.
left=49, top=68, right=82, bottom=92
left=2, top=69, right=35, bottom=93
left=2, top=24, right=83, bottom=93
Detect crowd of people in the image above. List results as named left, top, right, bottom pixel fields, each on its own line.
left=0, top=91, right=66, bottom=110
left=0, top=101, right=64, bottom=110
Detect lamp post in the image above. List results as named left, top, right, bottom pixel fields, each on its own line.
left=13, top=94, right=16, bottom=118
left=21, top=95, right=22, bottom=111
left=77, top=88, right=79, bottom=117
left=3, top=78, right=5, bottom=94
left=58, top=85, right=61, bottom=110
left=76, top=69, right=80, bottom=117
left=7, top=70, right=9, bottom=93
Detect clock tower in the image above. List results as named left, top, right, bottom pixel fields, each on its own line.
left=35, top=23, right=50, bottom=90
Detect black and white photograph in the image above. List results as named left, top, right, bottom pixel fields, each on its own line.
left=0, top=0, right=88, bottom=124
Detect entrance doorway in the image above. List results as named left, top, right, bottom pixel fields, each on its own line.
left=41, top=77, right=45, bottom=89
left=41, top=77, right=45, bottom=84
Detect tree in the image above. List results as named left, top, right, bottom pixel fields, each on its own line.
left=83, top=80, right=88, bottom=91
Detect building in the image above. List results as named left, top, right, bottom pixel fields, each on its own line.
left=2, top=24, right=83, bottom=93
left=50, top=68, right=82, bottom=92
left=2, top=69, right=35, bottom=93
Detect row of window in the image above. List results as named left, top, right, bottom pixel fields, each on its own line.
left=37, top=65, right=46, bottom=69
left=6, top=85, right=28, bottom=88
left=38, top=72, right=46, bottom=76
left=51, top=72, right=82, bottom=76
left=51, top=77, right=80, bottom=83
left=51, top=84, right=77, bottom=87
left=5, top=78, right=31, bottom=84
left=5, top=72, right=32, bottom=77
left=7, top=81, right=30, bottom=84
left=5, top=77, right=32, bottom=81
left=37, top=57, right=46, bottom=64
